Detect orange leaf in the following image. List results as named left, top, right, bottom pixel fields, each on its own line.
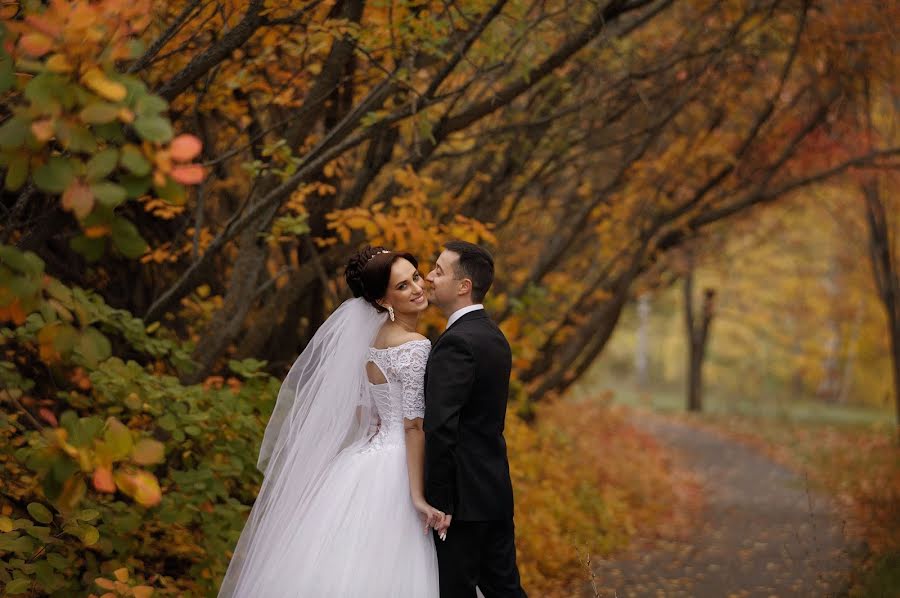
left=38, top=408, right=58, bottom=427
left=83, top=225, right=111, bottom=238
left=132, top=587, right=154, bottom=598
left=92, top=466, right=116, bottom=493
left=62, top=181, right=94, bottom=219
left=18, top=32, right=54, bottom=57
left=31, top=119, right=55, bottom=142
left=24, top=14, right=63, bottom=38
left=95, top=578, right=116, bottom=590
left=113, top=568, right=129, bottom=583
left=0, top=299, right=27, bottom=325
left=170, top=164, right=205, bottom=185
left=169, top=135, right=202, bottom=162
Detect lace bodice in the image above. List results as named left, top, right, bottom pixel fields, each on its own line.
left=362, top=339, right=430, bottom=452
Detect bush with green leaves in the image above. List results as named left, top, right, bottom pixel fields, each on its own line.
left=0, top=245, right=280, bottom=595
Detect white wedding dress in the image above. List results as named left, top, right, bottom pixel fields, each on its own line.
left=219, top=333, right=439, bottom=597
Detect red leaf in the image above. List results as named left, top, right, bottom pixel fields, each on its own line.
left=38, top=408, right=58, bottom=427
left=170, top=164, right=205, bottom=185
left=169, top=134, right=202, bottom=162
left=93, top=466, right=116, bottom=493
left=18, top=33, right=54, bottom=57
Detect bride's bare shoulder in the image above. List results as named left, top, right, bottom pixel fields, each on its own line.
left=373, top=325, right=427, bottom=349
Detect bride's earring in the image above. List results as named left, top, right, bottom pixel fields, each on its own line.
left=387, top=305, right=395, bottom=321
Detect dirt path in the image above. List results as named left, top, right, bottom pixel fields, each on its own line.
left=590, top=413, right=851, bottom=597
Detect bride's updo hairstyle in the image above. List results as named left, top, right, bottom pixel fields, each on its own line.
left=345, top=245, right=419, bottom=313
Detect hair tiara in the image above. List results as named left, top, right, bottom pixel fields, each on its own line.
left=366, top=249, right=391, bottom=263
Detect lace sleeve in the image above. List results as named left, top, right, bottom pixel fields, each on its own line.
left=399, top=340, right=430, bottom=420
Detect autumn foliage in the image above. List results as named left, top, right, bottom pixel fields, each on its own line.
left=1, top=0, right=899, bottom=594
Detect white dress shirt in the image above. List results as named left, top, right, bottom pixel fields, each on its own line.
left=445, top=304, right=484, bottom=330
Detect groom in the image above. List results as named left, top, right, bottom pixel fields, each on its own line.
left=424, top=241, right=527, bottom=598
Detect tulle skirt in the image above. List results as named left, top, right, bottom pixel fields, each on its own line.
left=227, top=434, right=439, bottom=597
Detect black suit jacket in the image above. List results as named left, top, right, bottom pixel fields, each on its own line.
left=424, top=309, right=514, bottom=521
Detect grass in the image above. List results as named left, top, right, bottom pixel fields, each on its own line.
left=571, top=372, right=895, bottom=429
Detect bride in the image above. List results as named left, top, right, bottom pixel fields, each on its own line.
left=218, top=246, right=443, bottom=597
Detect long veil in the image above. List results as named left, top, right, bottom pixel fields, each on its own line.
left=218, top=297, right=387, bottom=597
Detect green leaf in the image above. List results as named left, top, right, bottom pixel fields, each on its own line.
left=120, top=144, right=151, bottom=176
left=24, top=525, right=51, bottom=541
left=118, top=75, right=149, bottom=103
left=0, top=53, right=13, bottom=94
left=80, top=102, right=120, bottom=125
left=110, top=218, right=147, bottom=258
left=103, top=417, right=132, bottom=460
left=0, top=116, right=29, bottom=149
left=132, top=438, right=165, bottom=465
left=120, top=174, right=151, bottom=198
left=86, top=148, right=119, bottom=181
left=66, top=415, right=103, bottom=447
left=57, top=122, right=96, bottom=153
left=47, top=552, right=69, bottom=570
left=133, top=115, right=173, bottom=143
left=76, top=327, right=111, bottom=366
left=26, top=502, right=53, bottom=524
left=126, top=39, right=146, bottom=59
left=69, top=234, right=106, bottom=262
left=154, top=177, right=186, bottom=204
left=75, top=509, right=100, bottom=522
left=79, top=524, right=99, bottom=546
left=157, top=413, right=177, bottom=431
left=5, top=577, right=31, bottom=594
left=93, top=122, right=126, bottom=143
left=0, top=247, right=44, bottom=277
left=33, top=157, right=75, bottom=193
left=134, top=94, right=168, bottom=116
left=24, top=72, right=64, bottom=106
left=4, top=152, right=28, bottom=191
left=90, top=182, right=127, bottom=208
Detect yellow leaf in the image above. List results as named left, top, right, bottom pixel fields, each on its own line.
left=81, top=69, right=127, bottom=102
left=45, top=53, right=73, bottom=73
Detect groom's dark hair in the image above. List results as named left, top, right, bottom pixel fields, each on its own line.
left=444, top=241, right=494, bottom=303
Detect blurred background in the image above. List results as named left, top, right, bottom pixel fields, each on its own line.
left=0, top=0, right=897, bottom=596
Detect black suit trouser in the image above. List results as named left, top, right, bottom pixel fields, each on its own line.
left=433, top=518, right=527, bottom=598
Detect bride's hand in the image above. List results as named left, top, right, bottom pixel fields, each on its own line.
left=413, top=498, right=444, bottom=535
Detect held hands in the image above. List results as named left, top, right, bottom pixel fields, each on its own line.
left=434, top=513, right=452, bottom=541
left=413, top=498, right=451, bottom=540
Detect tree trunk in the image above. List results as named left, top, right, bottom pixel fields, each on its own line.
left=817, top=257, right=842, bottom=401
left=683, top=259, right=716, bottom=413
left=635, top=292, right=651, bottom=388
left=861, top=181, right=900, bottom=440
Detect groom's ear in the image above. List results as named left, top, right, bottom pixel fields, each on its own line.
left=457, top=277, right=473, bottom=297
